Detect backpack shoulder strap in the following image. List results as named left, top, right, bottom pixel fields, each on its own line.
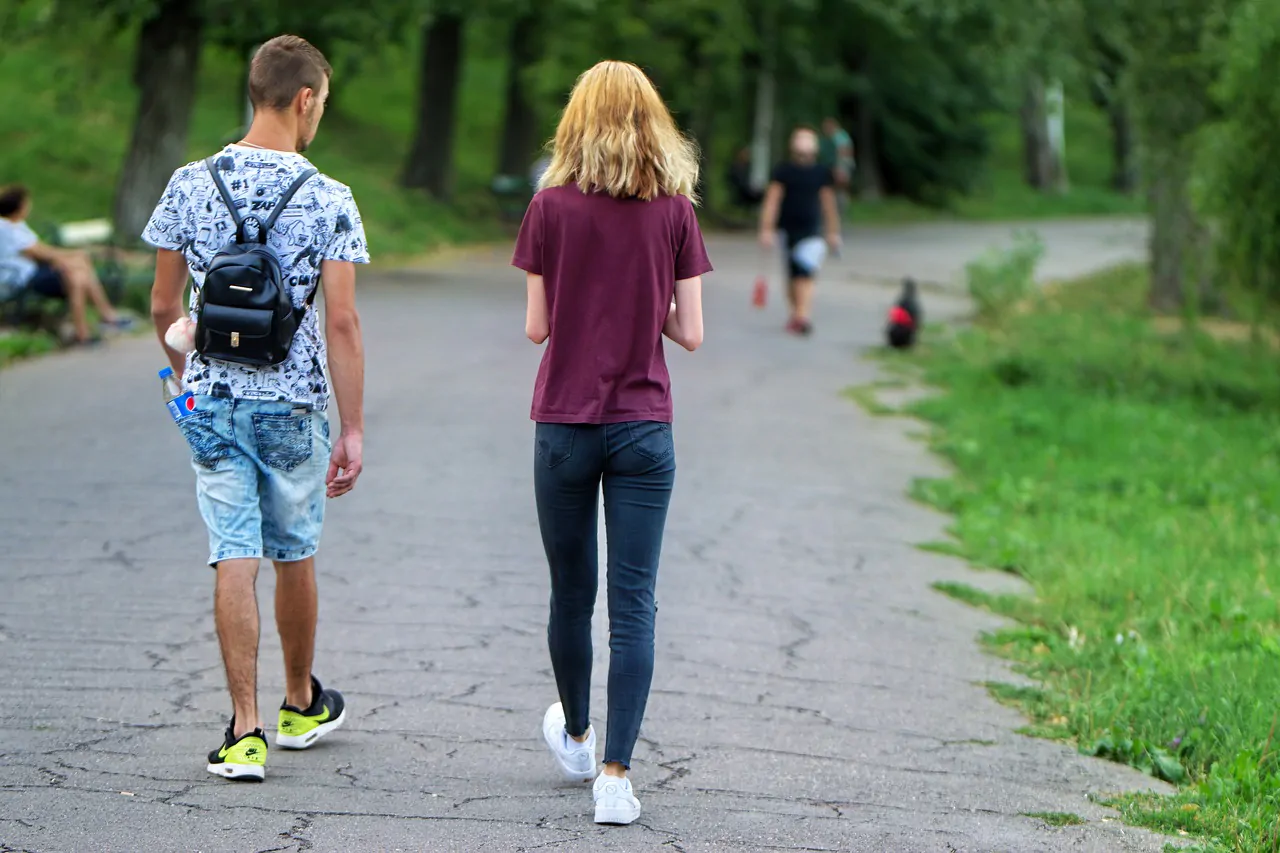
left=204, top=156, right=243, bottom=230
left=263, top=167, right=320, bottom=234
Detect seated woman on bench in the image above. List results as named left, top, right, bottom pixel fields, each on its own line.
left=0, top=184, right=133, bottom=344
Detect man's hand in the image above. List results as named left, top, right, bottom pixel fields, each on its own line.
left=326, top=431, right=363, bottom=498
left=320, top=258, right=364, bottom=499
left=758, top=182, right=784, bottom=251
left=825, top=230, right=843, bottom=256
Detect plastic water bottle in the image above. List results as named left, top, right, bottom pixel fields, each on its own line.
left=160, top=367, right=197, bottom=422
left=752, top=275, right=768, bottom=309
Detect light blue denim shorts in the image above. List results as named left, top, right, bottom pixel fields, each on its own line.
left=177, top=395, right=330, bottom=567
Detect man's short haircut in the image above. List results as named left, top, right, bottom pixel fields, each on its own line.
left=249, top=35, right=332, bottom=112
left=0, top=185, right=30, bottom=218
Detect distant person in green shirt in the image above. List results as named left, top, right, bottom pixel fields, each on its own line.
left=819, top=117, right=855, bottom=206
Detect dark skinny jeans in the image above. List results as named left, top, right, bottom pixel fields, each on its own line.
left=534, top=421, right=676, bottom=769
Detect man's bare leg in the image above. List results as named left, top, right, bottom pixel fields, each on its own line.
left=214, top=558, right=262, bottom=736
left=793, top=276, right=815, bottom=323
left=274, top=557, right=318, bottom=710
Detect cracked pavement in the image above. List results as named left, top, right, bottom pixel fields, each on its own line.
left=0, top=220, right=1182, bottom=851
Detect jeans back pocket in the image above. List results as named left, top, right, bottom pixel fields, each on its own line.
left=252, top=413, right=314, bottom=472
left=626, top=421, right=674, bottom=463
left=535, top=424, right=576, bottom=469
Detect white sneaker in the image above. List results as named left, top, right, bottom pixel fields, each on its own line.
left=541, top=702, right=596, bottom=783
left=594, top=772, right=642, bottom=825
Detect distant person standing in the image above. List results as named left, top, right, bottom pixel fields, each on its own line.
left=513, top=60, right=709, bottom=826
left=820, top=117, right=855, bottom=208
left=759, top=127, right=841, bottom=335
left=144, top=34, right=369, bottom=782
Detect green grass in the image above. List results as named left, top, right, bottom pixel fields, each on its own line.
left=1022, top=811, right=1088, bottom=827
left=0, top=329, right=56, bottom=367
left=907, top=263, right=1280, bottom=851
left=0, top=23, right=509, bottom=260
left=950, top=110, right=1146, bottom=220
left=844, top=380, right=908, bottom=416
left=1, top=18, right=1141, bottom=266
left=847, top=102, right=1146, bottom=224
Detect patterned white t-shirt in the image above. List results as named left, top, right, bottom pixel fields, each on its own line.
left=142, top=145, right=369, bottom=409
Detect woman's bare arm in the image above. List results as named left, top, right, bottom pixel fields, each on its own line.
left=526, top=272, right=549, bottom=344
left=663, top=276, right=703, bottom=351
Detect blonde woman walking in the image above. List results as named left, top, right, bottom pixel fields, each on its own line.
left=512, top=60, right=710, bottom=824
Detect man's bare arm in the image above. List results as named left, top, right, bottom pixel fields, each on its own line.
left=150, top=249, right=190, bottom=376
left=321, top=260, right=364, bottom=498
left=819, top=187, right=841, bottom=249
left=758, top=182, right=785, bottom=248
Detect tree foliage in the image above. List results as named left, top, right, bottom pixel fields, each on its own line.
left=19, top=0, right=1280, bottom=320
left=1195, top=0, right=1280, bottom=315
left=1124, top=0, right=1234, bottom=312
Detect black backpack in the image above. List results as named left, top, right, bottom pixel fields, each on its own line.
left=194, top=156, right=319, bottom=366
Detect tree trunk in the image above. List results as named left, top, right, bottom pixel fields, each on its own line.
left=845, top=86, right=883, bottom=201
left=1020, top=75, right=1056, bottom=191
left=689, top=60, right=715, bottom=207
left=113, top=0, right=203, bottom=245
left=497, top=14, right=541, bottom=178
left=1109, top=103, right=1137, bottom=194
left=240, top=44, right=259, bottom=135
left=1044, top=79, right=1068, bottom=191
left=402, top=13, right=465, bottom=198
left=1147, top=150, right=1212, bottom=313
left=748, top=66, right=775, bottom=193
left=741, top=51, right=760, bottom=146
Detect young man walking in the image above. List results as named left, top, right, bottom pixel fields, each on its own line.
left=759, top=127, right=842, bottom=336
left=144, top=34, right=369, bottom=781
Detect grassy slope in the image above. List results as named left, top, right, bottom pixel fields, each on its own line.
left=897, top=266, right=1280, bottom=852
left=848, top=102, right=1145, bottom=223
left=0, top=24, right=508, bottom=260
left=1, top=22, right=1141, bottom=258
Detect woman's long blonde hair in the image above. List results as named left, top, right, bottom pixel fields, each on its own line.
left=538, top=61, right=700, bottom=203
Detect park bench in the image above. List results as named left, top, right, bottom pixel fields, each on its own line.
left=491, top=174, right=533, bottom=223
left=0, top=218, right=126, bottom=333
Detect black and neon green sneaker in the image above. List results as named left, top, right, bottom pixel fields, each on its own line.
left=276, top=675, right=346, bottom=750
left=207, top=724, right=267, bottom=781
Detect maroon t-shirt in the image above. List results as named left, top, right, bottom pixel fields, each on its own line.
left=512, top=185, right=713, bottom=424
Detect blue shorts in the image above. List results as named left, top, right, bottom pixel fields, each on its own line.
left=177, top=395, right=331, bottom=567
left=27, top=264, right=67, bottom=298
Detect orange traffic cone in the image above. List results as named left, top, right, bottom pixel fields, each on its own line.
left=752, top=275, right=768, bottom=308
